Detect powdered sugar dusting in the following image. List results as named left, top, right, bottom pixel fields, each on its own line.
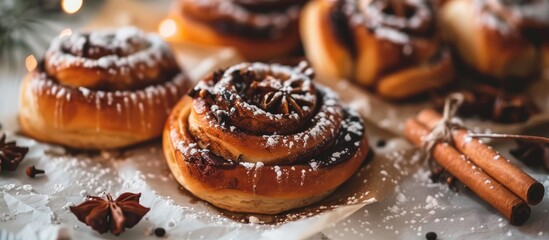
left=185, top=1, right=302, bottom=39
left=46, top=27, right=172, bottom=72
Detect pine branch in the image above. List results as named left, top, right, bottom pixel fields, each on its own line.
left=0, top=0, right=55, bottom=72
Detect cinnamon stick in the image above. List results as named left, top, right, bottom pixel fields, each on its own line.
left=417, top=109, right=544, bottom=205
left=404, top=118, right=531, bottom=225
left=467, top=133, right=549, bottom=144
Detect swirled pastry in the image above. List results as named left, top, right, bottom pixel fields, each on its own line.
left=172, top=0, right=308, bottom=60
left=440, top=0, right=549, bottom=83
left=163, top=62, right=369, bottom=214
left=19, top=27, right=191, bottom=149
left=301, top=0, right=454, bottom=100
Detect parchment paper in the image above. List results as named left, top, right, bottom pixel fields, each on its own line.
left=0, top=0, right=547, bottom=239
left=0, top=125, right=417, bottom=240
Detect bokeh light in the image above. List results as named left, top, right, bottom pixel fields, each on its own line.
left=62, top=0, right=83, bottom=14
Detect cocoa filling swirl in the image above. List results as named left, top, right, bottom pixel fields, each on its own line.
left=195, top=61, right=318, bottom=135
left=329, top=0, right=436, bottom=56
left=181, top=0, right=308, bottom=39
left=479, top=0, right=549, bottom=42
left=181, top=62, right=365, bottom=170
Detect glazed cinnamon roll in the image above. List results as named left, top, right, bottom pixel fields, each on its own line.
left=301, top=0, right=454, bottom=100
left=163, top=62, right=369, bottom=214
left=19, top=27, right=191, bottom=149
left=172, top=0, right=308, bottom=60
left=440, top=0, right=549, bottom=82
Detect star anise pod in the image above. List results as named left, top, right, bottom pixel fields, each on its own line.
left=492, top=92, right=539, bottom=123
left=249, top=76, right=314, bottom=117
left=432, top=85, right=497, bottom=119
left=69, top=192, right=150, bottom=236
left=432, top=84, right=539, bottom=123
left=510, top=140, right=549, bottom=171
left=0, top=133, right=29, bottom=173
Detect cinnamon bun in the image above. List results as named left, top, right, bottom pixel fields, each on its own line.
left=440, top=0, right=549, bottom=82
left=300, top=0, right=454, bottom=100
left=163, top=62, right=369, bottom=214
left=19, top=27, right=191, bottom=149
left=172, top=0, right=308, bottom=60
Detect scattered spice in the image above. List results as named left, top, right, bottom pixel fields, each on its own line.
left=492, top=92, right=539, bottom=123
left=432, top=85, right=539, bottom=123
left=154, top=227, right=166, bottom=237
left=0, top=133, right=29, bottom=173
left=510, top=140, right=549, bottom=171
left=25, top=165, right=45, bottom=178
left=429, top=167, right=444, bottom=183
left=425, top=231, right=437, bottom=240
left=446, top=176, right=459, bottom=192
left=432, top=85, right=496, bottom=120
left=429, top=167, right=458, bottom=192
left=69, top=192, right=150, bottom=236
left=376, top=139, right=386, bottom=148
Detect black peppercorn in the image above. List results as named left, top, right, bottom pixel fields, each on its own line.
left=376, top=139, right=386, bottom=148
left=426, top=231, right=437, bottom=240
left=154, top=227, right=166, bottom=237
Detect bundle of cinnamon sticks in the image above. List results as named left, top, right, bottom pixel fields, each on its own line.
left=403, top=109, right=544, bottom=225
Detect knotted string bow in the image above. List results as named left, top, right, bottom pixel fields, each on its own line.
left=422, top=93, right=465, bottom=165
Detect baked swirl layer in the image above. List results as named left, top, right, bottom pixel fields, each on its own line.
left=45, top=27, right=181, bottom=91
left=163, top=62, right=369, bottom=214
left=173, top=0, right=308, bottom=60
left=301, top=0, right=455, bottom=100
left=440, top=0, right=549, bottom=83
left=19, top=27, right=191, bottom=149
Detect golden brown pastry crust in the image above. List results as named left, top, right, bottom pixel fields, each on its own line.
left=19, top=27, right=191, bottom=149
left=171, top=0, right=307, bottom=60
left=163, top=62, right=369, bottom=214
left=440, top=0, right=549, bottom=81
left=301, top=0, right=455, bottom=100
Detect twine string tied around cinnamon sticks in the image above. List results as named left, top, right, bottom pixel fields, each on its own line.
left=422, top=93, right=464, bottom=163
